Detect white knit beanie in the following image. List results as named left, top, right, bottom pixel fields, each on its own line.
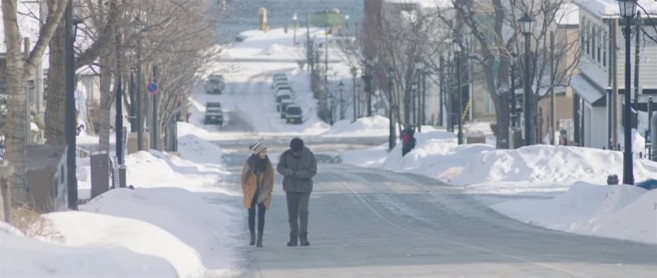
left=250, top=143, right=266, bottom=155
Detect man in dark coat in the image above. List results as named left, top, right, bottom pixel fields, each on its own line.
left=277, top=138, right=317, bottom=246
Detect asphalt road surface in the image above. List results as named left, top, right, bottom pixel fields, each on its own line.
left=220, top=147, right=657, bottom=278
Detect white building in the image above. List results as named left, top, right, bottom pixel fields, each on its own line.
left=573, top=0, right=657, bottom=149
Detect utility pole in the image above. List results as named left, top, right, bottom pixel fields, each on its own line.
left=151, top=65, right=159, bottom=150
left=387, top=68, right=396, bottom=151
left=611, top=18, right=619, bottom=149
left=550, top=32, right=556, bottom=145
left=65, top=0, right=78, bottom=210
left=439, top=56, right=444, bottom=127
left=351, top=66, right=357, bottom=122
left=455, top=49, right=463, bottom=145
left=115, top=21, right=126, bottom=188
left=136, top=17, right=144, bottom=151
left=23, top=38, right=31, bottom=144
left=634, top=11, right=641, bottom=112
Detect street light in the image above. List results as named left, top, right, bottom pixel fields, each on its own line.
left=454, top=42, right=464, bottom=145
left=338, top=80, right=345, bottom=120
left=327, top=91, right=334, bottom=126
left=350, top=66, right=358, bottom=122
left=519, top=12, right=534, bottom=146
left=411, top=81, right=417, bottom=128
left=387, top=68, right=396, bottom=151
left=415, top=60, right=424, bottom=132
left=618, top=0, right=637, bottom=185
left=66, top=0, right=82, bottom=210
left=114, top=23, right=126, bottom=188
left=292, top=13, right=298, bottom=44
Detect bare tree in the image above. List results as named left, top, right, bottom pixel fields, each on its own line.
left=44, top=0, right=122, bottom=145
left=2, top=0, right=68, bottom=211
left=337, top=2, right=450, bottom=130
left=442, top=0, right=580, bottom=148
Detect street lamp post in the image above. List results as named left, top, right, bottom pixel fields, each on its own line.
left=65, top=0, right=81, bottom=209
left=328, top=92, right=334, bottom=126
left=114, top=23, right=126, bottom=188
left=519, top=13, right=534, bottom=146
left=454, top=43, right=464, bottom=145
left=387, top=68, right=396, bottom=151
left=350, top=66, right=358, bottom=122
left=292, top=13, right=298, bottom=45
left=618, top=0, right=637, bottom=185
left=411, top=81, right=417, bottom=128
left=415, top=60, right=424, bottom=132
left=338, top=80, right=345, bottom=120
left=439, top=56, right=445, bottom=127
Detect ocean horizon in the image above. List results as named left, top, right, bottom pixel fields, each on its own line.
left=217, top=0, right=364, bottom=42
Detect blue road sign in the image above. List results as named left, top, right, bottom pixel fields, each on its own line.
left=146, top=82, right=159, bottom=95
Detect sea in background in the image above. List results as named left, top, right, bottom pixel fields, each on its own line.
left=216, top=0, right=364, bottom=42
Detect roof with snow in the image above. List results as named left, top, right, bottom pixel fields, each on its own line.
left=574, top=0, right=657, bottom=18
left=384, top=0, right=452, bottom=9
left=556, top=3, right=580, bottom=26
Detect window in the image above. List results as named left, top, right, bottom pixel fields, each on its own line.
left=586, top=22, right=591, bottom=56
left=581, top=17, right=586, bottom=52
left=592, top=25, right=596, bottom=60
left=602, top=30, right=607, bottom=67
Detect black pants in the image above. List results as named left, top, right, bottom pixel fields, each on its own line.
left=248, top=192, right=266, bottom=234
left=286, top=192, right=310, bottom=237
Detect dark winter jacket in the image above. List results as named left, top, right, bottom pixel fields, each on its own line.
left=277, top=147, right=317, bottom=193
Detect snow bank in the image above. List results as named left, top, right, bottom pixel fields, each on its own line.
left=81, top=187, right=242, bottom=276
left=1, top=221, right=176, bottom=277
left=451, top=145, right=657, bottom=186
left=492, top=182, right=656, bottom=244
left=44, top=211, right=201, bottom=277
left=324, top=116, right=390, bottom=137
left=381, top=130, right=493, bottom=182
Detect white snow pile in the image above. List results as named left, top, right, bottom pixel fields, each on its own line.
left=493, top=182, right=657, bottom=244
left=382, top=130, right=493, bottom=182
left=261, top=43, right=287, bottom=56
left=343, top=129, right=657, bottom=244
left=324, top=116, right=391, bottom=137
left=0, top=219, right=177, bottom=277
left=451, top=145, right=657, bottom=186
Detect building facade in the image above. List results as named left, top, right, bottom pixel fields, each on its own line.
left=573, top=0, right=657, bottom=149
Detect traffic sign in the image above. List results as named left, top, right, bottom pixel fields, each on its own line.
left=146, top=82, right=159, bottom=95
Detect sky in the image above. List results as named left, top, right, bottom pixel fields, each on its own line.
left=2, top=21, right=657, bottom=277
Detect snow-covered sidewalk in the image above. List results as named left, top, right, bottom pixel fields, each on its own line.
left=1, top=124, right=244, bottom=277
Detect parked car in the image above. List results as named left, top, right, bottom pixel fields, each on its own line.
left=272, top=80, right=289, bottom=90
left=205, top=74, right=225, bottom=94
left=278, top=99, right=295, bottom=115
left=204, top=102, right=223, bottom=126
left=275, top=88, right=293, bottom=100
left=275, top=91, right=292, bottom=104
left=272, top=72, right=287, bottom=80
left=285, top=105, right=303, bottom=124
left=275, top=85, right=293, bottom=94
left=272, top=74, right=287, bottom=83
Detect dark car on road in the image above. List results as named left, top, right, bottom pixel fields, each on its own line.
left=204, top=102, right=223, bottom=126
left=285, top=105, right=302, bottom=124
left=205, top=74, right=225, bottom=94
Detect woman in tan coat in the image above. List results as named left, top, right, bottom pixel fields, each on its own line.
left=241, top=143, right=274, bottom=247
